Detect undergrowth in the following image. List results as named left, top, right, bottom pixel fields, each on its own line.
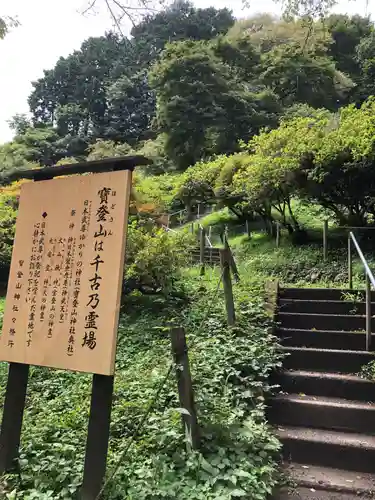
left=0, top=266, right=283, bottom=500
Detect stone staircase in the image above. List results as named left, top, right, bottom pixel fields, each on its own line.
left=270, top=287, right=375, bottom=499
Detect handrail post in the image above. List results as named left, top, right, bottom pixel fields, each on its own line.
left=276, top=222, right=280, bottom=248
left=366, top=274, right=372, bottom=351
left=323, top=220, right=328, bottom=261
left=199, top=227, right=206, bottom=276
left=348, top=234, right=353, bottom=290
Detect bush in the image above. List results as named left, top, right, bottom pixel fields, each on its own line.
left=124, top=220, right=195, bottom=295
left=0, top=185, right=21, bottom=277
left=0, top=188, right=194, bottom=296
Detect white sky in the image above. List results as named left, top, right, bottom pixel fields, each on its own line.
left=0, top=0, right=374, bottom=144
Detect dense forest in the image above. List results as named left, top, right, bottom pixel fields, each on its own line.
left=1, top=3, right=375, bottom=220
left=1, top=4, right=374, bottom=172
left=0, top=2, right=374, bottom=283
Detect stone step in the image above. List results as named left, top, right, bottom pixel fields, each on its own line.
left=278, top=312, right=375, bottom=332
left=268, top=394, right=375, bottom=434
left=278, top=328, right=374, bottom=351
left=280, top=288, right=375, bottom=302
left=274, top=486, right=373, bottom=499
left=276, top=425, right=375, bottom=472
left=279, top=299, right=373, bottom=316
left=281, top=346, right=375, bottom=373
left=273, top=370, right=375, bottom=402
left=281, top=463, right=375, bottom=497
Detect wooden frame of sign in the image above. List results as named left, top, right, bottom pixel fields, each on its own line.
left=0, top=156, right=151, bottom=500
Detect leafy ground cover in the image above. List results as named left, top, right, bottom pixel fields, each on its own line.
left=1, top=203, right=374, bottom=499
left=0, top=263, right=282, bottom=500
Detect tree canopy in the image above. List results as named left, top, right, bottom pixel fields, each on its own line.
left=2, top=5, right=375, bottom=224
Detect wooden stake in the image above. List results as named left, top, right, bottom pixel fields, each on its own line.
left=170, top=327, right=199, bottom=450
left=348, top=234, right=353, bottom=290
left=0, top=363, right=29, bottom=473
left=276, top=222, right=280, bottom=248
left=323, top=220, right=328, bottom=261
left=199, top=227, right=206, bottom=276
left=245, top=220, right=251, bottom=238
left=220, top=248, right=235, bottom=325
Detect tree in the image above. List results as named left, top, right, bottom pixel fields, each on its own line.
left=228, top=14, right=330, bottom=54
left=259, top=42, right=353, bottom=110
left=0, top=15, right=18, bottom=39
left=231, top=112, right=330, bottom=232
left=355, top=31, right=375, bottom=104
left=325, top=14, right=373, bottom=79
left=27, top=2, right=233, bottom=158
left=105, top=70, right=155, bottom=144
left=86, top=0, right=354, bottom=30
left=0, top=17, right=7, bottom=39
left=28, top=33, right=136, bottom=129
left=81, top=0, right=165, bottom=29
left=131, top=1, right=234, bottom=66
left=8, top=114, right=31, bottom=135
left=298, top=99, right=375, bottom=225
left=0, top=126, right=69, bottom=171
left=86, top=139, right=134, bottom=160
left=150, top=39, right=280, bottom=170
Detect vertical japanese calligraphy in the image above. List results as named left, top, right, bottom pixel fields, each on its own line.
left=0, top=170, right=132, bottom=375
left=82, top=187, right=116, bottom=351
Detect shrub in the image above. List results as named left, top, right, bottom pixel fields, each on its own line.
left=124, top=220, right=195, bottom=295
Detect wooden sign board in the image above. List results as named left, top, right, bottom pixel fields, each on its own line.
left=0, top=170, right=132, bottom=375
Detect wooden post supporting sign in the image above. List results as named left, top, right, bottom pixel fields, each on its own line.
left=0, top=156, right=150, bottom=499
left=0, top=363, right=29, bottom=473
left=81, top=374, right=114, bottom=500
left=170, top=327, right=199, bottom=450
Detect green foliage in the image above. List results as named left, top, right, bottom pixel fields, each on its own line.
left=0, top=15, right=18, bottom=39
left=359, top=360, right=375, bottom=380
left=149, top=38, right=280, bottom=170
left=86, top=139, right=134, bottom=160
left=0, top=190, right=18, bottom=268
left=134, top=172, right=180, bottom=213
left=124, top=219, right=194, bottom=295
left=227, top=14, right=330, bottom=54
left=3, top=9, right=375, bottom=177
left=0, top=17, right=6, bottom=39
left=0, top=261, right=282, bottom=499
left=24, top=1, right=234, bottom=164
left=0, top=126, right=71, bottom=171
left=131, top=1, right=235, bottom=66
left=326, top=14, right=373, bottom=80
left=300, top=99, right=375, bottom=225
left=136, top=134, right=174, bottom=174
left=259, top=43, right=353, bottom=110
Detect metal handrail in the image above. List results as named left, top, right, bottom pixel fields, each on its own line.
left=198, top=222, right=213, bottom=248
left=348, top=231, right=374, bottom=351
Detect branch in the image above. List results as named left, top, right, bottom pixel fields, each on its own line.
left=81, top=0, right=164, bottom=34
left=105, top=0, right=128, bottom=33
left=82, top=0, right=98, bottom=15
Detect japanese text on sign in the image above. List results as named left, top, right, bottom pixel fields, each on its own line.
left=0, top=170, right=132, bottom=375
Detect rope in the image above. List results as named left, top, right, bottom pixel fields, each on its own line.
left=95, top=269, right=225, bottom=500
